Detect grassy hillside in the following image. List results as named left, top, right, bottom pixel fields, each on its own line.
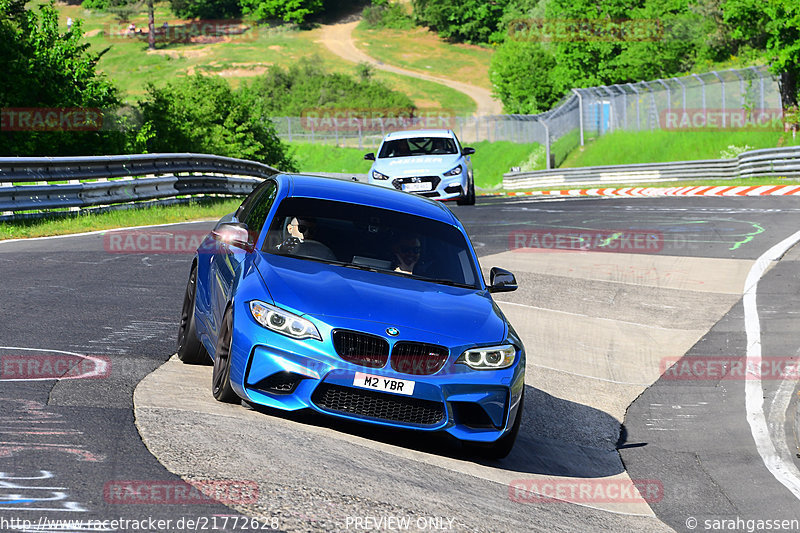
left=49, top=2, right=477, bottom=113
left=560, top=130, right=800, bottom=168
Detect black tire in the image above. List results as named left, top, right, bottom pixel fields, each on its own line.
left=473, top=389, right=524, bottom=459
left=177, top=265, right=210, bottom=365
left=212, top=308, right=240, bottom=403
left=456, top=178, right=476, bottom=206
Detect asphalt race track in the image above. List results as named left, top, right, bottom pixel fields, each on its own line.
left=2, top=195, right=800, bottom=532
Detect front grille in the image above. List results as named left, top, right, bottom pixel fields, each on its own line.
left=391, top=176, right=441, bottom=191
left=390, top=342, right=449, bottom=375
left=312, top=384, right=445, bottom=426
left=332, top=330, right=389, bottom=368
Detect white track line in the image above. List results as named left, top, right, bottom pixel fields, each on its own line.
left=743, top=229, right=800, bottom=500
left=0, top=219, right=216, bottom=245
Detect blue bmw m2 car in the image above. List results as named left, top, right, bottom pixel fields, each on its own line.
left=177, top=174, right=524, bottom=457
left=365, top=129, right=476, bottom=205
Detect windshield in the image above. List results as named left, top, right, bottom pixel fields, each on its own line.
left=378, top=136, right=458, bottom=158
left=262, top=197, right=480, bottom=289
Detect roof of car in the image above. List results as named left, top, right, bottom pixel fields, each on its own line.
left=275, top=174, right=459, bottom=225
left=383, top=129, right=454, bottom=139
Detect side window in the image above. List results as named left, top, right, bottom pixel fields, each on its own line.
left=239, top=180, right=277, bottom=235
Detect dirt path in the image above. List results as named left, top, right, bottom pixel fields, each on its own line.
left=318, top=21, right=503, bottom=116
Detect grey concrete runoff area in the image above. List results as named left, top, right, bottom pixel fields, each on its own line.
left=3, top=195, right=800, bottom=532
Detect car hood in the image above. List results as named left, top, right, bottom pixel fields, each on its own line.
left=255, top=253, right=506, bottom=344
left=373, top=154, right=462, bottom=177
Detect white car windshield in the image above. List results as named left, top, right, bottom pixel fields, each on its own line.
left=378, top=137, right=458, bottom=158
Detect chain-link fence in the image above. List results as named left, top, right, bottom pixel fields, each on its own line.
left=269, top=66, right=781, bottom=169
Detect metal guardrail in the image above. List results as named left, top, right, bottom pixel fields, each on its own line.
left=0, top=153, right=279, bottom=220
left=502, top=146, right=800, bottom=190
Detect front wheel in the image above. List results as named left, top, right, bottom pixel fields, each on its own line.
left=212, top=308, right=240, bottom=403
left=456, top=178, right=476, bottom=206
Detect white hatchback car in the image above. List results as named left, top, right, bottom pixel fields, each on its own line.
left=364, top=129, right=475, bottom=205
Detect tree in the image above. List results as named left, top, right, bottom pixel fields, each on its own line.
left=412, top=0, right=510, bottom=43
left=240, top=0, right=324, bottom=24
left=0, top=0, right=127, bottom=155
left=489, top=39, right=559, bottom=113
left=169, top=0, right=241, bottom=19
left=724, top=0, right=800, bottom=128
left=138, top=74, right=296, bottom=170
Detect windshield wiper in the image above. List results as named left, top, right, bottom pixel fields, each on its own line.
left=417, top=277, right=476, bottom=289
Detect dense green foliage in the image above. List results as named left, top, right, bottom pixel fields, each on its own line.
left=169, top=0, right=242, bottom=19
left=412, top=0, right=510, bottom=43
left=362, top=0, right=414, bottom=29
left=138, top=74, right=296, bottom=169
left=724, top=0, right=800, bottom=113
left=0, top=0, right=127, bottom=155
left=405, top=0, right=800, bottom=115
left=240, top=0, right=322, bottom=24
left=240, top=59, right=415, bottom=116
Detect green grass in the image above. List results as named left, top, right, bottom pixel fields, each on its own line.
left=560, top=130, right=800, bottom=168
left=289, top=140, right=542, bottom=189
left=0, top=198, right=241, bottom=239
left=352, top=25, right=494, bottom=91
left=48, top=2, right=476, bottom=113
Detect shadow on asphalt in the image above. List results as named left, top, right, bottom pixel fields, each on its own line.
left=243, top=384, right=624, bottom=478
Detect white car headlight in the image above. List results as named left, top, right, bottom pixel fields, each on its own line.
left=444, top=165, right=463, bottom=177
left=372, top=170, right=389, bottom=180
left=457, top=344, right=516, bottom=370
left=249, top=300, right=321, bottom=341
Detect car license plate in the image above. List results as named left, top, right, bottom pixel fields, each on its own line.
left=353, top=372, right=415, bottom=395
left=402, top=182, right=432, bottom=192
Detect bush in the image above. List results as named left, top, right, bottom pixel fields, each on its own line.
left=138, top=74, right=296, bottom=170
left=412, top=0, right=509, bottom=43
left=362, top=0, right=414, bottom=29
left=240, top=58, right=415, bottom=116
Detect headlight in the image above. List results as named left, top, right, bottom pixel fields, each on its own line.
left=457, top=344, right=516, bottom=370
left=372, top=170, right=389, bottom=180
left=444, top=165, right=463, bottom=177
left=249, top=300, right=321, bottom=341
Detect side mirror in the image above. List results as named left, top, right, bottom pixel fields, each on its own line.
left=364, top=152, right=376, bottom=161
left=212, top=222, right=254, bottom=252
left=488, top=267, right=517, bottom=293
left=462, top=147, right=475, bottom=155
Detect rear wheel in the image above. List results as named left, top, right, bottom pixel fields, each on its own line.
left=177, top=265, right=210, bottom=365
left=212, top=308, right=240, bottom=403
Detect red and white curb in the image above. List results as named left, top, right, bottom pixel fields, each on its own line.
left=504, top=185, right=800, bottom=197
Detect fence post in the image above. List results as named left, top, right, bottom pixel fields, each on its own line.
left=672, top=77, right=686, bottom=111
left=692, top=73, right=707, bottom=115
left=573, top=89, right=585, bottom=146
left=627, top=83, right=641, bottom=131
left=711, top=71, right=726, bottom=127
left=542, top=119, right=551, bottom=169
left=287, top=117, right=292, bottom=142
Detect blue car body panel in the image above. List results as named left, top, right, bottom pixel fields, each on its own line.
left=191, top=174, right=524, bottom=444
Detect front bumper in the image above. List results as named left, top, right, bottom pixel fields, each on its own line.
left=227, top=307, right=525, bottom=444
left=369, top=173, right=468, bottom=202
